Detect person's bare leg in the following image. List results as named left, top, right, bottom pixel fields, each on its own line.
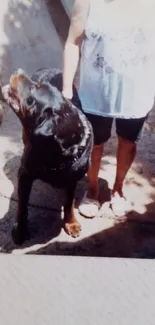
left=112, top=136, right=136, bottom=196
left=110, top=136, right=136, bottom=216
left=87, top=144, right=104, bottom=200
left=78, top=144, right=103, bottom=218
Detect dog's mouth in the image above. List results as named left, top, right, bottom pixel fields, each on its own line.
left=1, top=69, right=32, bottom=113
left=1, top=83, right=21, bottom=112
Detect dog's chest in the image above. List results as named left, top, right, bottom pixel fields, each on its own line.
left=22, top=144, right=84, bottom=185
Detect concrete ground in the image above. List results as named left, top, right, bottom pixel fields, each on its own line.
left=0, top=255, right=155, bottom=325
left=0, top=0, right=155, bottom=324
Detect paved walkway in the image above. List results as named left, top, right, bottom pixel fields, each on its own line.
left=0, top=1, right=155, bottom=323
left=0, top=255, right=154, bottom=325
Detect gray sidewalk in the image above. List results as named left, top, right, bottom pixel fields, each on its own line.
left=0, top=255, right=155, bottom=325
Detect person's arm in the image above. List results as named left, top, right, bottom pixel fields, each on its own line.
left=62, top=0, right=89, bottom=99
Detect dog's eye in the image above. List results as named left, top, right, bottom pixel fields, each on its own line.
left=26, top=96, right=35, bottom=107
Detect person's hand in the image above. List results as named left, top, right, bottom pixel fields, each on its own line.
left=62, top=88, right=73, bottom=100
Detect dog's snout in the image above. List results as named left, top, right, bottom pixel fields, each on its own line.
left=14, top=68, right=25, bottom=76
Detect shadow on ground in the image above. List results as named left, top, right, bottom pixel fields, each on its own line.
left=0, top=152, right=110, bottom=252
left=27, top=205, right=155, bottom=259
left=45, top=0, right=70, bottom=43
left=1, top=152, right=155, bottom=258
left=0, top=154, right=62, bottom=252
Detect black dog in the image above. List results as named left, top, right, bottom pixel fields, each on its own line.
left=2, top=68, right=93, bottom=245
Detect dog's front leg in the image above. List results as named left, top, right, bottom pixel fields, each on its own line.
left=22, top=128, right=29, bottom=152
left=12, top=167, right=33, bottom=245
left=64, top=182, right=82, bottom=238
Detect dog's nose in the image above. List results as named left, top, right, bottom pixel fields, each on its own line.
left=14, top=68, right=24, bottom=76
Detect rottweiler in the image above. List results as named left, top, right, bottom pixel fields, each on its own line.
left=1, top=68, right=93, bottom=245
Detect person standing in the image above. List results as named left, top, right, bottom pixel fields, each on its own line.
left=62, top=0, right=155, bottom=218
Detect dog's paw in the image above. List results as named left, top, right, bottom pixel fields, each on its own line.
left=64, top=220, right=82, bottom=238
left=12, top=223, right=30, bottom=245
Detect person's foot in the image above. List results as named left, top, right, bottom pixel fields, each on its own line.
left=110, top=191, right=133, bottom=218
left=78, top=185, right=100, bottom=218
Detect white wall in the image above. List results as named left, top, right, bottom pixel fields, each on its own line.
left=61, top=0, right=75, bottom=18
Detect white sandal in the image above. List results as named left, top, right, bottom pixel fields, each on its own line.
left=78, top=193, right=100, bottom=218
left=110, top=193, right=133, bottom=217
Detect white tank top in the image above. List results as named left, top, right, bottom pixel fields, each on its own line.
left=78, top=0, right=155, bottom=118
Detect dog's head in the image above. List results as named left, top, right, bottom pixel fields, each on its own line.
left=2, top=68, right=65, bottom=128
left=1, top=69, right=92, bottom=154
